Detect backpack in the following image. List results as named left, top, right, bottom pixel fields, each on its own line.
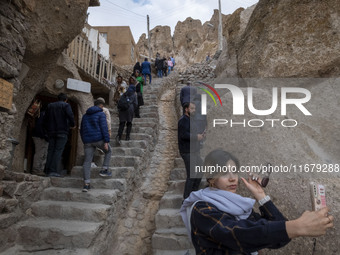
left=26, top=99, right=41, bottom=118
left=117, top=93, right=131, bottom=111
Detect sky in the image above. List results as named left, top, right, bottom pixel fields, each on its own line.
left=87, top=0, right=259, bottom=43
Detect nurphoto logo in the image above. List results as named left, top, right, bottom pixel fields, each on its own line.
left=199, top=84, right=312, bottom=128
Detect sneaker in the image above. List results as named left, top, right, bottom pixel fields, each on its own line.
left=115, top=135, right=121, bottom=145
left=82, top=184, right=91, bottom=192
left=126, top=136, right=130, bottom=141
left=48, top=172, right=62, bottom=177
left=91, top=162, right=98, bottom=168
left=99, top=169, right=112, bottom=177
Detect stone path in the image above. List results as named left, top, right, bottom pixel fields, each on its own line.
left=111, top=80, right=179, bottom=255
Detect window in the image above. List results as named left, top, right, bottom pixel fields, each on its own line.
left=99, top=33, right=107, bottom=42
left=131, top=45, right=134, bottom=62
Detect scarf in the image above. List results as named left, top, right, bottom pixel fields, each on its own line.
left=180, top=187, right=255, bottom=238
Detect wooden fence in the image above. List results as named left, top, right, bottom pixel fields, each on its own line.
left=65, top=35, right=115, bottom=83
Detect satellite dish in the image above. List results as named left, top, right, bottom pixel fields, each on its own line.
left=55, top=79, right=64, bottom=89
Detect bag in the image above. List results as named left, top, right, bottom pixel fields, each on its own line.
left=117, top=93, right=131, bottom=111
left=137, top=92, right=144, bottom=106
left=27, top=99, right=41, bottom=118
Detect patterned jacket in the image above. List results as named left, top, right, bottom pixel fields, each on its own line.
left=190, top=201, right=291, bottom=255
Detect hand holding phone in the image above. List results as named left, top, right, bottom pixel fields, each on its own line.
left=310, top=182, right=327, bottom=211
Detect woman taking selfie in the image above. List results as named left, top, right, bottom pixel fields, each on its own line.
left=180, top=149, right=334, bottom=255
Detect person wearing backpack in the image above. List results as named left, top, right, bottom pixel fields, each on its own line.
left=115, top=76, right=138, bottom=145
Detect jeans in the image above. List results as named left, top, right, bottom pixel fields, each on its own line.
left=83, top=140, right=112, bottom=184
left=168, top=66, right=171, bottom=75
left=157, top=69, right=163, bottom=78
left=32, top=137, right=48, bottom=173
left=180, top=152, right=203, bottom=199
left=118, top=121, right=132, bottom=138
left=45, top=134, right=68, bottom=175
left=143, top=73, right=152, bottom=84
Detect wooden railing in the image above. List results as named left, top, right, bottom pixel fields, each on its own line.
left=65, top=35, right=115, bottom=84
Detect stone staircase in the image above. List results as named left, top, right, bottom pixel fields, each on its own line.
left=2, top=86, right=161, bottom=254
left=152, top=157, right=195, bottom=255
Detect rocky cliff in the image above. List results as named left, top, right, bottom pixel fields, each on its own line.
left=137, top=10, right=224, bottom=70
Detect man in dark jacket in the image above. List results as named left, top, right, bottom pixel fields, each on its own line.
left=178, top=102, right=205, bottom=199
left=180, top=82, right=198, bottom=106
left=44, top=93, right=75, bottom=177
left=141, top=58, right=152, bottom=84
left=80, top=98, right=112, bottom=192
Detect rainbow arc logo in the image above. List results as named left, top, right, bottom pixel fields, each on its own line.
left=195, top=81, right=222, bottom=115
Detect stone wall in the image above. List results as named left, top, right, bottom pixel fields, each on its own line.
left=0, top=0, right=92, bottom=250
left=178, top=63, right=216, bottom=85
left=0, top=0, right=92, bottom=170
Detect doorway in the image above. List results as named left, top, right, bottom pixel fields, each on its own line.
left=24, top=93, right=79, bottom=175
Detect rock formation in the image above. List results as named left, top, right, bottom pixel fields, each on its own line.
left=137, top=10, right=224, bottom=70
left=237, top=0, right=340, bottom=78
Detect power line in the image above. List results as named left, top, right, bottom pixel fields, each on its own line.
left=105, top=0, right=145, bottom=18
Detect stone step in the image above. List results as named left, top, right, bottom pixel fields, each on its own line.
left=0, top=212, right=19, bottom=229
left=111, top=146, right=145, bottom=156
left=152, top=227, right=192, bottom=250
left=169, top=167, right=186, bottom=181
left=110, top=134, right=154, bottom=148
left=174, top=158, right=185, bottom=168
left=138, top=107, right=158, bottom=113
left=155, top=209, right=184, bottom=229
left=139, top=112, right=158, bottom=118
left=139, top=105, right=158, bottom=110
left=159, top=193, right=183, bottom=210
left=132, top=117, right=158, bottom=124
left=41, top=187, right=119, bottom=205
left=17, top=218, right=102, bottom=249
left=1, top=246, right=92, bottom=255
left=110, top=139, right=148, bottom=149
left=111, top=122, right=157, bottom=130
left=71, top=166, right=135, bottom=179
left=110, top=126, right=156, bottom=136
left=110, top=155, right=140, bottom=168
left=153, top=249, right=196, bottom=255
left=50, top=177, right=126, bottom=192
left=31, top=201, right=111, bottom=222
left=167, top=180, right=185, bottom=195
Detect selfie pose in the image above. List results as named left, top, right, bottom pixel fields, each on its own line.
left=180, top=149, right=334, bottom=255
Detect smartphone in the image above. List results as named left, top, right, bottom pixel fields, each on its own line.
left=310, top=182, right=327, bottom=211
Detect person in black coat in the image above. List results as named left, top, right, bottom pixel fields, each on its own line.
left=178, top=102, right=206, bottom=199
left=133, top=62, right=142, bottom=74
left=44, top=93, right=75, bottom=177
left=115, top=77, right=138, bottom=144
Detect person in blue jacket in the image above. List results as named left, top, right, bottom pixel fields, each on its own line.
left=141, top=58, right=152, bottom=84
left=181, top=149, right=334, bottom=255
left=80, top=98, right=112, bottom=192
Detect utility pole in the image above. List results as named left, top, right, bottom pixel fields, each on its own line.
left=218, top=0, right=223, bottom=51
left=147, top=15, right=151, bottom=59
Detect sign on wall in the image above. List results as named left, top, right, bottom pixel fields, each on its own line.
left=0, top=78, right=14, bottom=111
left=67, top=78, right=91, bottom=93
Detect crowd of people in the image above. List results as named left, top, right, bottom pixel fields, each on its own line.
left=28, top=60, right=150, bottom=192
